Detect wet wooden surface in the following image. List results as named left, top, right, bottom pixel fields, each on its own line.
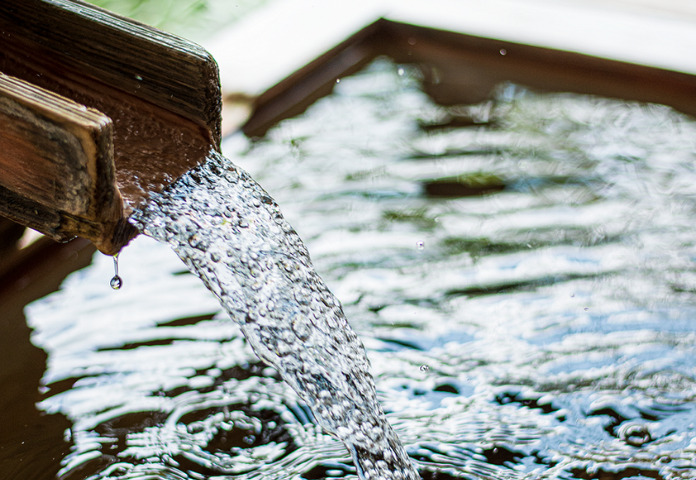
left=1, top=0, right=221, bottom=144
left=381, top=21, right=696, bottom=113
left=0, top=0, right=222, bottom=255
left=0, top=74, right=123, bottom=249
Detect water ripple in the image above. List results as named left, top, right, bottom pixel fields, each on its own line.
left=27, top=60, right=696, bottom=479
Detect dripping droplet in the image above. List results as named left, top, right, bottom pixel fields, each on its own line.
left=110, top=276, right=123, bottom=290
left=110, top=254, right=123, bottom=290
left=416, top=241, right=425, bottom=250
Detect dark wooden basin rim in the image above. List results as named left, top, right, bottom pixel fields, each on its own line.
left=0, top=0, right=222, bottom=255
left=236, top=19, right=696, bottom=137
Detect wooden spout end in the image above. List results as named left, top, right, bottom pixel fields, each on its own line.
left=1, top=0, right=223, bottom=254
left=0, top=73, right=132, bottom=255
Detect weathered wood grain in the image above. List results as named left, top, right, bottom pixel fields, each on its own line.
left=0, top=74, right=114, bottom=216
left=0, top=0, right=223, bottom=254
left=0, top=0, right=221, bottom=145
left=0, top=73, right=125, bottom=253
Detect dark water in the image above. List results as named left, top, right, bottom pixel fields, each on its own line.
left=25, top=60, right=696, bottom=479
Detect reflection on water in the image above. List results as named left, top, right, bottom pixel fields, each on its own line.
left=28, top=60, right=696, bottom=479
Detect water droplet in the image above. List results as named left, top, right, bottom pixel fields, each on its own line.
left=335, top=78, right=341, bottom=84
left=110, top=275, right=123, bottom=290
left=397, top=67, right=405, bottom=76
left=420, top=364, right=429, bottom=372
left=417, top=241, right=425, bottom=250
left=110, top=254, right=123, bottom=289
left=499, top=48, right=507, bottom=56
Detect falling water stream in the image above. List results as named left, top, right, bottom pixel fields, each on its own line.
left=128, top=150, right=419, bottom=480
left=24, top=61, right=696, bottom=479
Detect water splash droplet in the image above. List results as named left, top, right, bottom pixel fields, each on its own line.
left=417, top=241, right=425, bottom=250
left=500, top=48, right=507, bottom=56
left=420, top=364, right=429, bottom=372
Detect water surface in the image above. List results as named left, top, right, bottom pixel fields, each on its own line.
left=28, top=60, right=696, bottom=479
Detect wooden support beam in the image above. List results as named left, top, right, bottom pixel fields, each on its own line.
left=0, top=0, right=221, bottom=145
left=0, top=73, right=126, bottom=254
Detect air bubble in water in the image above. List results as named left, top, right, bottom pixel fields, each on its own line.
left=619, top=422, right=652, bottom=447
left=292, top=315, right=313, bottom=341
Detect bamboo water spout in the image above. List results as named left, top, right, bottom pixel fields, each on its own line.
left=0, top=0, right=222, bottom=255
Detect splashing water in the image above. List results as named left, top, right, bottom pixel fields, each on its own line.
left=129, top=151, right=420, bottom=480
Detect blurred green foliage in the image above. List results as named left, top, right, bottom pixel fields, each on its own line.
left=85, top=0, right=265, bottom=41
left=86, top=0, right=206, bottom=30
